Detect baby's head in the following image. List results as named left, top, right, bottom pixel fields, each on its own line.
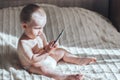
left=20, top=4, right=46, bottom=38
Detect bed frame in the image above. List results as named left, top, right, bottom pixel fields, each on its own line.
left=0, top=0, right=120, bottom=32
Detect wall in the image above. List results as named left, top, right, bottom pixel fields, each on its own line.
left=0, top=0, right=109, bottom=17
left=109, top=0, right=120, bottom=32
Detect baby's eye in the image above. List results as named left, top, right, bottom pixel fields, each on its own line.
left=34, top=27, right=42, bottom=29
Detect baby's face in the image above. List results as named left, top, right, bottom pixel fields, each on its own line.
left=27, top=9, right=47, bottom=37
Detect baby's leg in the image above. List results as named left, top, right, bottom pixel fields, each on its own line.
left=29, top=62, right=83, bottom=80
left=51, top=48, right=96, bottom=65
left=63, top=50, right=96, bottom=65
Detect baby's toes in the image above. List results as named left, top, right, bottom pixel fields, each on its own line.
left=76, top=74, right=83, bottom=80
left=92, top=58, right=97, bottom=62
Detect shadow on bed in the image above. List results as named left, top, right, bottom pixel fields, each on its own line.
left=0, top=44, right=22, bottom=70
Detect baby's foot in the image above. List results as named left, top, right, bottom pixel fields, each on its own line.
left=63, top=74, right=83, bottom=80
left=78, top=57, right=96, bottom=65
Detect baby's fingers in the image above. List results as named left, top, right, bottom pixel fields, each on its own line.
left=53, top=43, right=57, bottom=48
left=49, top=41, right=55, bottom=47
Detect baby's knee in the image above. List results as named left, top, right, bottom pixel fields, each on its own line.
left=55, top=48, right=66, bottom=54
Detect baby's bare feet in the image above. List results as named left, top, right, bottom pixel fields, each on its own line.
left=64, top=74, right=83, bottom=80
left=56, top=74, right=83, bottom=80
left=78, top=57, right=96, bottom=65
left=57, top=74, right=83, bottom=80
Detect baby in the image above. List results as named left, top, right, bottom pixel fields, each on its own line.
left=17, top=4, right=96, bottom=80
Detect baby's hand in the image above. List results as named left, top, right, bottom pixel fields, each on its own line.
left=44, top=41, right=55, bottom=52
left=50, top=40, right=59, bottom=48
left=53, top=41, right=59, bottom=48
left=48, top=40, right=55, bottom=48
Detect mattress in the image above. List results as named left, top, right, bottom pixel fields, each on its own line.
left=0, top=4, right=120, bottom=80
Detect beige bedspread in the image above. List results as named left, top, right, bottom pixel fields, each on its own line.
left=0, top=4, right=120, bottom=80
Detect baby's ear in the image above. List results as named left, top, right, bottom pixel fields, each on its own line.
left=21, top=23, right=28, bottom=29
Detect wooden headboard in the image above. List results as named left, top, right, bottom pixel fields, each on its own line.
left=0, top=0, right=109, bottom=17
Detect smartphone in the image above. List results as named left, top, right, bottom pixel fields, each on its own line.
left=52, top=28, right=64, bottom=46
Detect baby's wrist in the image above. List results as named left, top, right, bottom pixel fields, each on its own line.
left=43, top=47, right=48, bottom=53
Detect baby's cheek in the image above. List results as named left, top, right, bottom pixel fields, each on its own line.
left=32, top=30, right=38, bottom=36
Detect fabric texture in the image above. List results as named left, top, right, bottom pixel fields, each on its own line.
left=0, top=4, right=120, bottom=80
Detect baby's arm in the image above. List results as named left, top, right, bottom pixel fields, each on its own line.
left=40, top=32, right=48, bottom=46
left=40, top=32, right=59, bottom=47
left=21, top=41, right=49, bottom=64
left=39, top=32, right=59, bottom=53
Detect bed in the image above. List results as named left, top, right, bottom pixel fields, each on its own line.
left=0, top=1, right=120, bottom=80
